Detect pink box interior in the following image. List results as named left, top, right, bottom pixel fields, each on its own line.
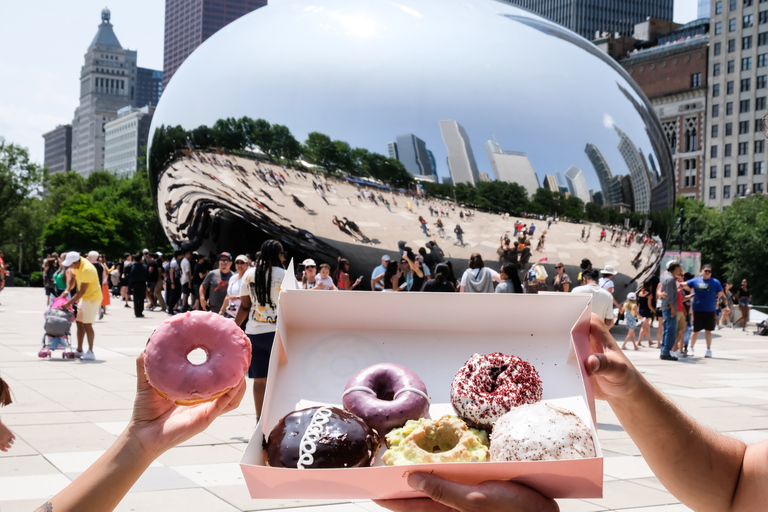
left=240, top=265, right=602, bottom=500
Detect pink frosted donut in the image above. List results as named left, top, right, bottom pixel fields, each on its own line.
left=144, top=311, right=251, bottom=405
left=451, top=352, right=542, bottom=430
left=342, top=363, right=430, bottom=436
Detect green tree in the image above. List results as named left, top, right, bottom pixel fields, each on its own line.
left=212, top=117, right=247, bottom=151
left=585, top=202, right=607, bottom=223
left=302, top=132, right=337, bottom=172
left=147, top=125, right=188, bottom=184
left=271, top=124, right=301, bottom=162
left=564, top=196, right=585, bottom=219
left=189, top=125, right=215, bottom=149
left=42, top=194, right=121, bottom=254
left=0, top=139, right=47, bottom=239
left=248, top=118, right=274, bottom=157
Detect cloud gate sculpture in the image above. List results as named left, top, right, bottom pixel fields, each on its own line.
left=148, top=0, right=675, bottom=300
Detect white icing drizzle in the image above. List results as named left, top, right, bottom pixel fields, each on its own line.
left=342, top=385, right=430, bottom=402
left=296, top=407, right=333, bottom=469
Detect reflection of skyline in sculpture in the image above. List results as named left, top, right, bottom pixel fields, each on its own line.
left=585, top=143, right=624, bottom=206
left=565, top=165, right=589, bottom=203
left=543, top=174, right=559, bottom=193
left=439, top=120, right=480, bottom=186
left=484, top=140, right=539, bottom=197
left=615, top=125, right=651, bottom=214
left=394, top=133, right=435, bottom=181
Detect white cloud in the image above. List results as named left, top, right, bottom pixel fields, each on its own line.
left=392, top=3, right=423, bottom=18
left=603, top=113, right=614, bottom=128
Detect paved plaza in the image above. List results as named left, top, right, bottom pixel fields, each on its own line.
left=1, top=287, right=767, bottom=512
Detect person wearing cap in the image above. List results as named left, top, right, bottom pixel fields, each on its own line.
left=621, top=292, right=640, bottom=350
left=300, top=258, right=318, bottom=290
left=86, top=251, right=108, bottom=319
left=62, top=252, right=102, bottom=360
left=571, top=268, right=615, bottom=327
left=371, top=254, right=390, bottom=291
left=686, top=264, right=727, bottom=358
left=199, top=253, right=234, bottom=314
left=598, top=265, right=623, bottom=315
left=222, top=255, right=249, bottom=325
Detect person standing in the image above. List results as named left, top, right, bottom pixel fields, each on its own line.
left=86, top=251, right=106, bottom=319
left=223, top=254, right=249, bottom=324
left=145, top=254, right=159, bottom=311
left=571, top=268, right=615, bottom=327
left=658, top=262, right=682, bottom=361
left=686, top=265, right=726, bottom=358
left=62, top=252, right=101, bottom=360
left=334, top=257, right=362, bottom=290
left=552, top=262, right=572, bottom=292
left=119, top=253, right=133, bottom=308
left=459, top=253, right=502, bottom=293
left=180, top=250, right=193, bottom=312
left=152, top=254, right=166, bottom=313
left=128, top=253, right=149, bottom=318
left=599, top=266, right=623, bottom=315
left=199, top=253, right=234, bottom=314
left=235, top=240, right=286, bottom=420
left=454, top=224, right=464, bottom=246
left=300, top=258, right=318, bottom=289
left=421, top=263, right=457, bottom=292
left=165, top=251, right=183, bottom=315
left=191, top=253, right=208, bottom=310
left=734, top=279, right=752, bottom=331
left=494, top=262, right=523, bottom=293
left=371, top=254, right=391, bottom=291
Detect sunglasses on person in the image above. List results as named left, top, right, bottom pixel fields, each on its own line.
left=703, top=269, right=711, bottom=273
left=555, top=265, right=563, bottom=269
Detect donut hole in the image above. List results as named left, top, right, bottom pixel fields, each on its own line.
left=371, top=379, right=395, bottom=401
left=187, top=348, right=208, bottom=365
left=415, top=427, right=461, bottom=454
left=488, top=364, right=509, bottom=393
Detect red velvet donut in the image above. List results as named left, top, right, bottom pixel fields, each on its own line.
left=450, top=352, right=542, bottom=430
left=342, top=363, right=430, bottom=436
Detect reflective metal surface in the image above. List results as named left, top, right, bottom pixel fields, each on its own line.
left=148, top=0, right=674, bottom=297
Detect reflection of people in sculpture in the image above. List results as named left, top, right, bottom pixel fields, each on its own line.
left=260, top=188, right=274, bottom=202
left=331, top=215, right=354, bottom=237
left=342, top=217, right=372, bottom=244
left=291, top=194, right=307, bottom=210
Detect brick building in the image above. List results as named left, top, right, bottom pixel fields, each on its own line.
left=621, top=20, right=710, bottom=200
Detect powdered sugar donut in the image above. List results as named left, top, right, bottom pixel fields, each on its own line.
left=450, top=352, right=542, bottom=430
left=490, top=402, right=596, bottom=461
left=144, top=311, right=251, bottom=405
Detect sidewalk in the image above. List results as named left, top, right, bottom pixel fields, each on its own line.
left=1, top=288, right=767, bottom=511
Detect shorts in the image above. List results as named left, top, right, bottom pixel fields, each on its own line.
left=76, top=300, right=100, bottom=324
left=739, top=298, right=750, bottom=307
left=655, top=308, right=663, bottom=319
left=247, top=331, right=275, bottom=379
left=182, top=283, right=191, bottom=295
left=693, top=311, right=717, bottom=332
left=676, top=312, right=686, bottom=333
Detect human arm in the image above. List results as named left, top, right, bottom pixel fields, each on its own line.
left=64, top=282, right=89, bottom=309
left=403, top=254, right=423, bottom=278
left=35, top=353, right=245, bottom=512
left=199, top=283, right=209, bottom=311
left=586, top=314, right=763, bottom=512
left=235, top=294, right=251, bottom=327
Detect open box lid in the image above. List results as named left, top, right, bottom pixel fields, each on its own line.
left=240, top=260, right=601, bottom=499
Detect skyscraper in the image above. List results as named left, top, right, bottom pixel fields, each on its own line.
left=564, top=165, right=590, bottom=203
left=500, top=0, right=673, bottom=40
left=136, top=67, right=163, bottom=108
left=484, top=140, right=539, bottom=197
left=615, top=126, right=651, bottom=213
left=42, top=125, right=72, bottom=175
left=585, top=143, right=624, bottom=205
left=71, top=8, right=138, bottom=177
left=439, top=120, right=480, bottom=186
left=104, top=106, right=155, bottom=178
left=387, top=141, right=398, bottom=160
left=395, top=134, right=434, bottom=178
left=543, top=174, right=559, bottom=193
left=163, top=0, right=267, bottom=89
left=697, top=0, right=710, bottom=19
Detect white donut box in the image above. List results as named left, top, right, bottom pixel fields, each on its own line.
left=240, top=261, right=603, bottom=499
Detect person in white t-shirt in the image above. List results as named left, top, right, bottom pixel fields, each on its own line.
left=572, top=268, right=615, bottom=327
left=300, top=258, right=318, bottom=289
left=180, top=250, right=192, bottom=311
left=222, top=254, right=249, bottom=324
left=235, top=241, right=286, bottom=419
left=312, top=263, right=338, bottom=290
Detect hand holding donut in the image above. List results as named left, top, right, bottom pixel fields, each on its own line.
left=0, top=418, right=15, bottom=452
left=128, top=352, right=246, bottom=459
left=585, top=313, right=644, bottom=402
left=375, top=473, right=558, bottom=512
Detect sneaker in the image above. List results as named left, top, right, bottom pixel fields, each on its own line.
left=660, top=354, right=679, bottom=361
left=82, top=350, right=95, bottom=360
left=682, top=348, right=689, bottom=357
left=73, top=350, right=83, bottom=359
left=689, top=347, right=695, bottom=357
left=99, top=307, right=104, bottom=320
left=717, top=324, right=723, bottom=330
left=705, top=349, right=712, bottom=358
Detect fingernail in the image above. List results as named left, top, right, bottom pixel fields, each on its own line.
left=589, top=356, right=600, bottom=373
left=407, top=473, right=426, bottom=491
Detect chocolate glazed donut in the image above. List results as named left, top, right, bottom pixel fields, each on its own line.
left=342, top=363, right=430, bottom=436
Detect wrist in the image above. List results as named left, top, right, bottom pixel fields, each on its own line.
left=115, top=427, right=159, bottom=468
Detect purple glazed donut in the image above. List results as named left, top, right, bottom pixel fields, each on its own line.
left=342, top=363, right=430, bottom=436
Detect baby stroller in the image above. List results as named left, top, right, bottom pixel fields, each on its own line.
left=39, top=296, right=76, bottom=359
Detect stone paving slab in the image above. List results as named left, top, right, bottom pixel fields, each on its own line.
left=0, top=277, right=766, bottom=511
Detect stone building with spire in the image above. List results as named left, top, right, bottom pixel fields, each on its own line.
left=70, top=8, right=138, bottom=177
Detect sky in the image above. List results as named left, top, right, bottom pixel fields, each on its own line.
left=0, top=0, right=698, bottom=167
